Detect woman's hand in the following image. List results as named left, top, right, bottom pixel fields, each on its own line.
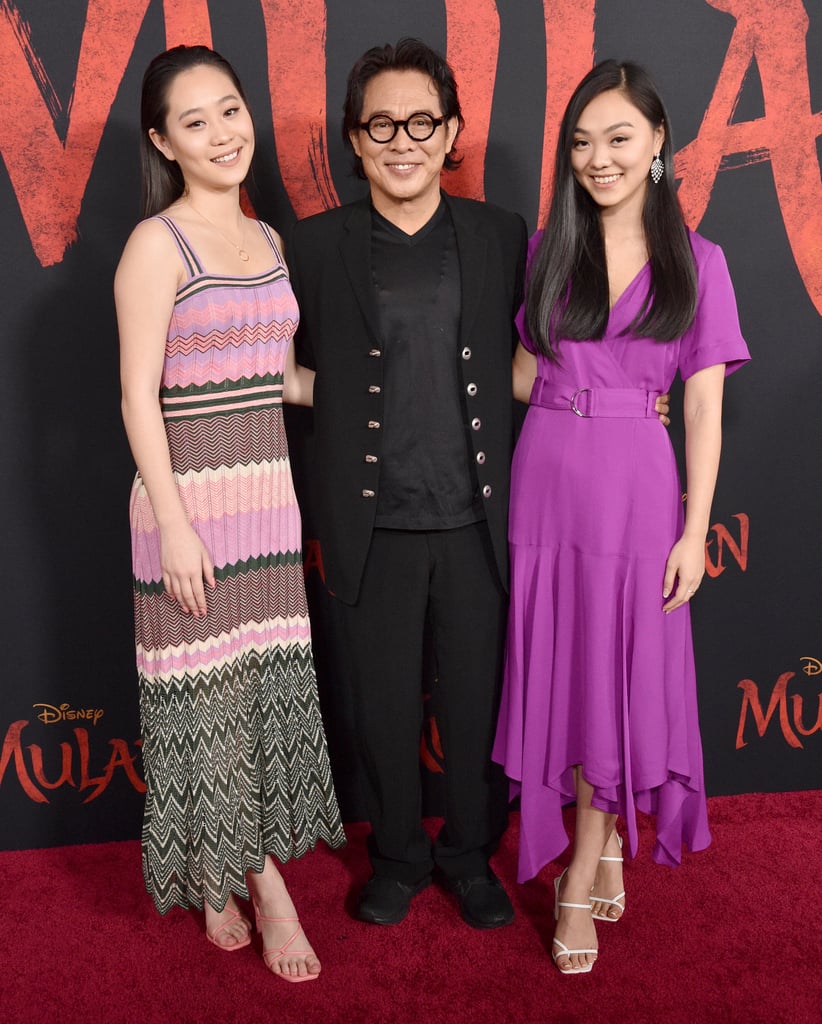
left=160, top=520, right=215, bottom=617
left=662, top=364, right=725, bottom=612
left=655, top=392, right=671, bottom=426
left=662, top=533, right=705, bottom=613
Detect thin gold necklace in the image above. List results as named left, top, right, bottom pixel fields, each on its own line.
left=187, top=202, right=250, bottom=261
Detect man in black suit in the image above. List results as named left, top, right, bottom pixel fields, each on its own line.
left=288, top=38, right=526, bottom=929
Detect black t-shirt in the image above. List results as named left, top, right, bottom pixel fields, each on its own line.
left=371, top=201, right=481, bottom=530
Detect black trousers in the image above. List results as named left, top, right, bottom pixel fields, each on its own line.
left=331, top=522, right=510, bottom=884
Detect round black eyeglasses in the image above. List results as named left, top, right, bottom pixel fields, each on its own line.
left=358, top=112, right=445, bottom=143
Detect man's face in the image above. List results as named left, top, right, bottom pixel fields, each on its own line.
left=349, top=69, right=458, bottom=219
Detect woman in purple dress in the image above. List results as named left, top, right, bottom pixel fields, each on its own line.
left=492, top=61, right=749, bottom=974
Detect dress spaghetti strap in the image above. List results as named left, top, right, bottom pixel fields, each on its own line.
left=258, top=221, right=286, bottom=268
left=153, top=216, right=205, bottom=280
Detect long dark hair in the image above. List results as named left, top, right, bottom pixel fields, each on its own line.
left=526, top=59, right=697, bottom=360
left=342, top=37, right=464, bottom=179
left=140, top=45, right=250, bottom=218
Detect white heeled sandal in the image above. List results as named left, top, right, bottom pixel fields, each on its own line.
left=551, top=869, right=598, bottom=975
left=590, top=832, right=625, bottom=922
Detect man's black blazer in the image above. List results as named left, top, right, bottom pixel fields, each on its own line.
left=288, top=191, right=527, bottom=605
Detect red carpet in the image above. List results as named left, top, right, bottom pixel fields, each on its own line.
left=2, top=791, right=819, bottom=1024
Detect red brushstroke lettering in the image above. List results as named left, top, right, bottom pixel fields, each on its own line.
left=736, top=673, right=802, bottom=749
left=676, top=0, right=822, bottom=314
left=791, top=692, right=822, bottom=739
left=429, top=715, right=444, bottom=761
left=27, top=741, right=76, bottom=791
left=705, top=513, right=749, bottom=577
left=0, top=0, right=214, bottom=266
left=444, top=0, right=500, bottom=201
left=303, top=538, right=326, bottom=583
left=0, top=0, right=150, bottom=265
left=1, top=0, right=819, bottom=321
left=420, top=718, right=445, bottom=774
left=537, top=0, right=596, bottom=224
left=419, top=736, right=442, bottom=773
left=261, top=0, right=338, bottom=218
left=76, top=729, right=145, bottom=803
left=0, top=721, right=49, bottom=803
left=0, top=720, right=144, bottom=802
left=420, top=696, right=445, bottom=774
left=162, top=0, right=212, bottom=48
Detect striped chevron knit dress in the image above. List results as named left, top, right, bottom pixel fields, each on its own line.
left=129, top=216, right=344, bottom=915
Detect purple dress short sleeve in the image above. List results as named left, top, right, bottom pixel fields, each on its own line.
left=679, top=233, right=750, bottom=380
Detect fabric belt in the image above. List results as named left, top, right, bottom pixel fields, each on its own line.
left=530, top=378, right=661, bottom=418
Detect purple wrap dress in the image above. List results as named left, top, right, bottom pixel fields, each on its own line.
left=492, top=229, right=750, bottom=882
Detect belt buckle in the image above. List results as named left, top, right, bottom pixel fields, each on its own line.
left=570, top=387, right=591, bottom=418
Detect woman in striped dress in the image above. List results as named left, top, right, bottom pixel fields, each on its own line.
left=115, top=45, right=344, bottom=982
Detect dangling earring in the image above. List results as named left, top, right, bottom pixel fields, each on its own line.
left=650, top=153, right=664, bottom=184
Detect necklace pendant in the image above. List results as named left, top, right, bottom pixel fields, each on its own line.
left=238, top=249, right=250, bottom=262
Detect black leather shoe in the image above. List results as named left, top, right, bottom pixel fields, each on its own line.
left=447, top=870, right=515, bottom=929
left=356, top=874, right=431, bottom=925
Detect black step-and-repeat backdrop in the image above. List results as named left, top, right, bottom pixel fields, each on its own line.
left=1, top=0, right=819, bottom=851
